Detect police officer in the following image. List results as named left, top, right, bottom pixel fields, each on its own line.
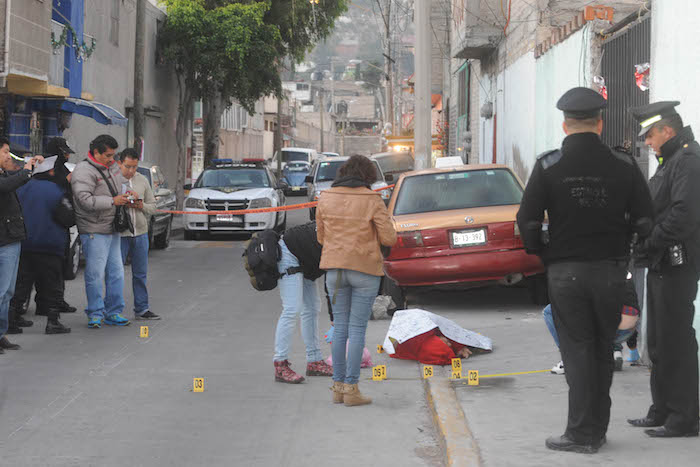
left=628, top=101, right=700, bottom=438
left=517, top=87, right=653, bottom=453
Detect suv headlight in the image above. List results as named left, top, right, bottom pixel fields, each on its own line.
left=380, top=187, right=391, bottom=199
left=249, top=198, right=272, bottom=209
left=185, top=198, right=206, bottom=209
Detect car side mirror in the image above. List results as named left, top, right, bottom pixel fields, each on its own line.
left=384, top=174, right=394, bottom=182
left=184, top=183, right=192, bottom=190
left=278, top=181, right=289, bottom=190
left=304, top=175, right=313, bottom=183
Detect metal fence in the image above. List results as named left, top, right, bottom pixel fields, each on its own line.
left=600, top=16, right=651, bottom=177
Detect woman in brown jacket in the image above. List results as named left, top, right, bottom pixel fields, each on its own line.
left=316, top=155, right=397, bottom=406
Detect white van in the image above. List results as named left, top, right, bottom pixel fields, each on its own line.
left=270, top=147, right=319, bottom=170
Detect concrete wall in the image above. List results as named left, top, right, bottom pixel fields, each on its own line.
left=63, top=1, right=180, bottom=189
left=649, top=0, right=700, bottom=369
left=336, top=135, right=381, bottom=157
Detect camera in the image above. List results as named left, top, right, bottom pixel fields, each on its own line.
left=668, top=244, right=686, bottom=266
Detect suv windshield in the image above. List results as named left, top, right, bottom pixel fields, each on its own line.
left=315, top=161, right=382, bottom=183
left=136, top=167, right=152, bottom=184
left=393, top=169, right=523, bottom=215
left=195, top=168, right=270, bottom=189
left=282, top=151, right=310, bottom=163
left=285, top=162, right=310, bottom=172
left=374, top=154, right=414, bottom=174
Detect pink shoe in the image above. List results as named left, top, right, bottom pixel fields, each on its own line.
left=306, top=359, right=333, bottom=377
left=274, top=360, right=305, bottom=384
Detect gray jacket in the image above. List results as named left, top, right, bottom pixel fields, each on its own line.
left=71, top=157, right=126, bottom=234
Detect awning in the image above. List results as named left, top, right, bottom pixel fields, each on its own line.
left=60, top=98, right=128, bottom=127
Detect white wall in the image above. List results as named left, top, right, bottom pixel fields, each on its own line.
left=650, top=0, right=700, bottom=365
left=534, top=25, right=593, bottom=158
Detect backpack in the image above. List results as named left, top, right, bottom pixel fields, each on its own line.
left=243, top=229, right=282, bottom=291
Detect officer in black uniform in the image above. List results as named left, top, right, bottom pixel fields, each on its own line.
left=628, top=101, right=700, bottom=438
left=517, top=87, right=653, bottom=453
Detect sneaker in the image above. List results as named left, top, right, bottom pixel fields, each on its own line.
left=104, top=314, right=131, bottom=326
left=306, top=360, right=333, bottom=376
left=88, top=317, right=103, bottom=329
left=136, top=311, right=161, bottom=320
left=551, top=361, right=565, bottom=375
left=274, top=360, right=305, bottom=384
left=614, top=351, right=623, bottom=371
left=627, top=348, right=640, bottom=363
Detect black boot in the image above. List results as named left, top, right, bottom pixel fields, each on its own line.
left=45, top=309, right=71, bottom=335
left=59, top=300, right=77, bottom=313
left=0, top=336, right=21, bottom=350
left=6, top=304, right=29, bottom=334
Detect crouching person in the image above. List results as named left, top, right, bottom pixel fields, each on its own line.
left=273, top=221, right=333, bottom=383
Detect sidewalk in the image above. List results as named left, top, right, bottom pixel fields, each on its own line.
left=412, top=287, right=700, bottom=467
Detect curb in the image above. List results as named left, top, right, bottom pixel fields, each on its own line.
left=424, top=369, right=482, bottom=467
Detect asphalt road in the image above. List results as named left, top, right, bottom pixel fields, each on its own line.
left=0, top=196, right=442, bottom=467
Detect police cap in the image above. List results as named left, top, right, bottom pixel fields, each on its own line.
left=629, top=101, right=681, bottom=137
left=46, top=137, right=75, bottom=156
left=556, top=87, right=607, bottom=119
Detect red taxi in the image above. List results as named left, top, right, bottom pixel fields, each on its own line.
left=383, top=164, right=546, bottom=306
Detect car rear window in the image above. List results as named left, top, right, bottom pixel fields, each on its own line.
left=393, top=169, right=523, bottom=215
left=316, top=160, right=382, bottom=183
left=375, top=154, right=414, bottom=174
left=282, top=151, right=310, bottom=163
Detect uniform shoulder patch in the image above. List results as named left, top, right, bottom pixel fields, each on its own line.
left=537, top=149, right=562, bottom=170
left=610, top=149, right=634, bottom=166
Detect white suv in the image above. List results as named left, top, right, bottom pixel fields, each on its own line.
left=183, top=159, right=287, bottom=239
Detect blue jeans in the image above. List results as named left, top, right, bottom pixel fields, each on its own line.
left=273, top=239, right=322, bottom=363
left=543, top=304, right=635, bottom=349
left=0, top=242, right=21, bottom=338
left=81, top=233, right=125, bottom=319
left=121, top=234, right=150, bottom=315
left=326, top=269, right=381, bottom=384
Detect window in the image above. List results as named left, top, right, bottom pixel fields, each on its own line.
left=110, top=0, right=120, bottom=46
left=195, top=168, right=270, bottom=188
left=393, top=169, right=523, bottom=216
left=240, top=107, right=248, bottom=128
left=458, top=64, right=469, bottom=120
left=193, top=101, right=202, bottom=119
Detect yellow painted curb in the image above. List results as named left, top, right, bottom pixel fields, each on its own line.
left=424, top=369, right=482, bottom=467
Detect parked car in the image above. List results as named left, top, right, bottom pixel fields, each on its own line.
left=321, top=151, right=340, bottom=158
left=305, top=156, right=393, bottom=220
left=370, top=151, right=414, bottom=197
left=136, top=162, right=177, bottom=249
left=269, top=147, right=319, bottom=170
left=183, top=159, right=287, bottom=239
left=281, top=160, right=311, bottom=195
left=382, top=164, right=546, bottom=308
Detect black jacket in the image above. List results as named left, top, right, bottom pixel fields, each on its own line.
left=645, top=126, right=700, bottom=270
left=517, top=132, right=654, bottom=265
left=282, top=221, right=324, bottom=281
left=0, top=168, right=32, bottom=247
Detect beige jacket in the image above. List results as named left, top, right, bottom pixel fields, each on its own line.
left=72, top=157, right=125, bottom=234
left=317, top=186, right=397, bottom=276
left=121, top=172, right=157, bottom=237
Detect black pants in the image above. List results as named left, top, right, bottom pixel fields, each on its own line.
left=10, top=253, right=64, bottom=316
left=548, top=261, right=626, bottom=443
left=646, top=262, right=700, bottom=431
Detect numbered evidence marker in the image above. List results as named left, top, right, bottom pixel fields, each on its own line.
left=193, top=378, right=204, bottom=392
left=379, top=364, right=387, bottom=380
left=372, top=365, right=388, bottom=381
left=139, top=326, right=149, bottom=338
left=423, top=366, right=434, bottom=379
left=468, top=370, right=479, bottom=386
left=451, top=358, right=462, bottom=371
left=377, top=344, right=384, bottom=354
left=450, top=368, right=462, bottom=379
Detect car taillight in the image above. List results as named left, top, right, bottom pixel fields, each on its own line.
left=396, top=231, right=424, bottom=248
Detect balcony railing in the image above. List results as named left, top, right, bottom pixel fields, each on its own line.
left=49, top=21, right=66, bottom=88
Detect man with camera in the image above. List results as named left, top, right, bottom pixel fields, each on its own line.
left=628, top=101, right=700, bottom=438
left=117, top=148, right=160, bottom=321
left=0, top=137, right=43, bottom=353
left=71, top=135, right=132, bottom=329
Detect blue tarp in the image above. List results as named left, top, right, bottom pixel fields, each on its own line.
left=60, top=98, right=128, bottom=127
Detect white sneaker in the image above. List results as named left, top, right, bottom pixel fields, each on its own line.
left=551, top=361, right=565, bottom=375
left=614, top=350, right=623, bottom=371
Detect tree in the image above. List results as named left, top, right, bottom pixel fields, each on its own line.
left=159, top=0, right=282, bottom=199
left=201, top=0, right=348, bottom=164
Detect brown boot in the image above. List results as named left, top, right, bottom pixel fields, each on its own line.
left=343, top=383, right=372, bottom=407
left=331, top=382, right=344, bottom=404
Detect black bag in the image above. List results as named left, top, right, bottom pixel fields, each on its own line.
left=243, top=229, right=282, bottom=291
left=95, top=166, right=134, bottom=234
left=53, top=194, right=76, bottom=229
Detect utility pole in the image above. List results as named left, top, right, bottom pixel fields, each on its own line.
left=319, top=88, right=325, bottom=152
left=382, top=0, right=394, bottom=133
left=414, top=0, right=431, bottom=169
left=275, top=95, right=283, bottom=178
left=134, top=0, right=146, bottom=157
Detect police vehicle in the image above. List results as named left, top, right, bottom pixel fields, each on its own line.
left=183, top=159, right=287, bottom=239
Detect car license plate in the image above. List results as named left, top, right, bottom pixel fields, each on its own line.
left=215, top=214, right=242, bottom=222
left=292, top=187, right=301, bottom=191
left=452, top=229, right=486, bottom=247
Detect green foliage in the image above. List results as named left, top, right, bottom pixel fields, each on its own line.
left=160, top=0, right=282, bottom=113
left=361, top=60, right=383, bottom=90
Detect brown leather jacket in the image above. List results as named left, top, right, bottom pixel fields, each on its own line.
left=317, top=186, right=397, bottom=276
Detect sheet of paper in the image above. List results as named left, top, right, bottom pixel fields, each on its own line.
left=382, top=308, right=492, bottom=354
